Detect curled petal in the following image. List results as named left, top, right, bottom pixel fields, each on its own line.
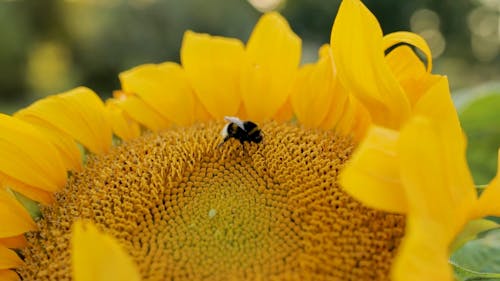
left=0, top=115, right=66, bottom=203
left=72, top=221, right=141, bottom=281
left=383, top=31, right=433, bottom=73
left=119, top=63, right=197, bottom=126
left=15, top=87, right=112, bottom=155
left=331, top=0, right=410, bottom=129
left=0, top=189, right=36, bottom=237
left=241, top=12, right=301, bottom=122
left=385, top=45, right=442, bottom=107
left=181, top=31, right=244, bottom=119
left=340, top=125, right=407, bottom=213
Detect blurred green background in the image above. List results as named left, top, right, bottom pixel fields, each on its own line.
left=0, top=0, right=498, bottom=183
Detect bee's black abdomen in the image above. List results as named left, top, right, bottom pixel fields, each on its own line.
left=220, top=119, right=263, bottom=146
left=242, top=121, right=263, bottom=144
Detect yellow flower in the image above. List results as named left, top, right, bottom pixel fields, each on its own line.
left=335, top=1, right=500, bottom=281
left=341, top=79, right=500, bottom=281
left=0, top=2, right=477, bottom=281
left=331, top=0, right=444, bottom=214
left=331, top=0, right=441, bottom=131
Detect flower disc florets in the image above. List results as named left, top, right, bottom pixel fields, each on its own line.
left=19, top=122, right=405, bottom=281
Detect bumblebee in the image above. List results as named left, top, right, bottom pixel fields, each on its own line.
left=219, top=116, right=263, bottom=147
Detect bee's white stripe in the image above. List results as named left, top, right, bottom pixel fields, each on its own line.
left=224, top=116, right=245, bottom=130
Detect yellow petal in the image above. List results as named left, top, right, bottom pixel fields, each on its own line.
left=290, top=64, right=315, bottom=123
left=383, top=31, right=433, bottom=73
left=112, top=92, right=170, bottom=132
left=340, top=125, right=407, bottom=213
left=0, top=245, right=23, bottom=270
left=14, top=114, right=82, bottom=172
left=413, top=75, right=452, bottom=119
left=291, top=45, right=336, bottom=128
left=1, top=178, right=53, bottom=204
left=0, top=114, right=67, bottom=202
left=413, top=76, right=463, bottom=137
left=0, top=235, right=27, bottom=249
left=399, top=116, right=475, bottom=240
left=0, top=189, right=36, bottom=237
left=32, top=128, right=82, bottom=172
left=319, top=69, right=349, bottom=131
left=72, top=221, right=141, bottom=281
left=235, top=103, right=248, bottom=121
left=334, top=95, right=359, bottom=137
left=330, top=0, right=410, bottom=129
left=181, top=30, right=244, bottom=119
left=0, top=269, right=20, bottom=281
left=119, top=63, right=197, bottom=126
left=385, top=45, right=442, bottom=107
left=273, top=97, right=293, bottom=123
left=15, top=87, right=112, bottom=155
left=473, top=149, right=500, bottom=218
left=193, top=95, right=213, bottom=123
left=334, top=95, right=372, bottom=142
left=413, top=78, right=477, bottom=215
left=349, top=99, right=372, bottom=143
left=241, top=12, right=301, bottom=122
left=104, top=99, right=141, bottom=141
left=393, top=116, right=477, bottom=281
left=391, top=216, right=453, bottom=281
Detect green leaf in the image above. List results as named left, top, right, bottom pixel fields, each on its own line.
left=450, top=219, right=499, bottom=252
left=450, top=228, right=500, bottom=281
left=9, top=189, right=42, bottom=220
left=455, top=87, right=500, bottom=185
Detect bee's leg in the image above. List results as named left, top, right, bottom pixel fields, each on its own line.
left=218, top=137, right=230, bottom=148
left=240, top=141, right=247, bottom=155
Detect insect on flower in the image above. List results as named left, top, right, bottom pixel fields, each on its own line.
left=218, top=116, right=263, bottom=148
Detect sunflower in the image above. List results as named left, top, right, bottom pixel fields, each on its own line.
left=0, top=0, right=485, bottom=280
left=335, top=1, right=500, bottom=281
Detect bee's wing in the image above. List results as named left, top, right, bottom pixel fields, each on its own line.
left=224, top=116, right=245, bottom=130
left=220, top=123, right=230, bottom=138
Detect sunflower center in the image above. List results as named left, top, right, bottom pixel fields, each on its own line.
left=19, top=122, right=405, bottom=280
